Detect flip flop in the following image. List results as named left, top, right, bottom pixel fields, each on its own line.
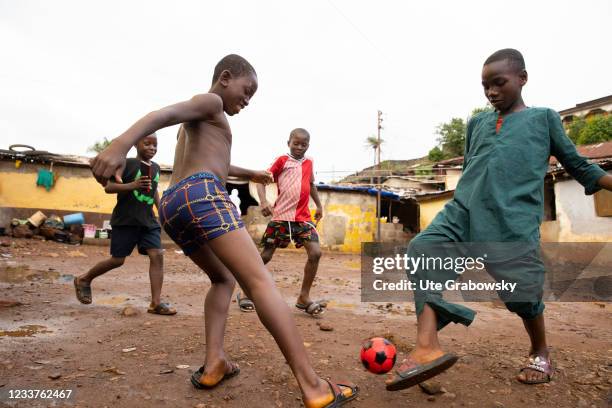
left=318, top=379, right=359, bottom=408
left=190, top=363, right=240, bottom=389
left=385, top=353, right=458, bottom=391
left=518, top=355, right=553, bottom=384
left=236, top=292, right=255, bottom=312
left=147, top=302, right=177, bottom=315
left=296, top=300, right=327, bottom=316
left=73, top=277, right=92, bottom=304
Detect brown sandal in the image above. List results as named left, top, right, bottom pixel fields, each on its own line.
left=73, top=277, right=92, bottom=304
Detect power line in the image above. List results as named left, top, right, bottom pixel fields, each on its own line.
left=325, top=0, right=389, bottom=62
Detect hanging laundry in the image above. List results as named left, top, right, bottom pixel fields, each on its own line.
left=36, top=169, right=55, bottom=191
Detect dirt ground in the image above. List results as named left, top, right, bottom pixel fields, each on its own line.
left=0, top=238, right=610, bottom=408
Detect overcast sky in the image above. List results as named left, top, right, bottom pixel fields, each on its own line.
left=1, top=0, right=610, bottom=182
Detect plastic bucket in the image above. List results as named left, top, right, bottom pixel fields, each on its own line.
left=63, top=212, right=85, bottom=225
left=27, top=211, right=47, bottom=227
left=83, top=224, right=97, bottom=238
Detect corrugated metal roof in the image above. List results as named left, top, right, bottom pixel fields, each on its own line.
left=316, top=184, right=401, bottom=200
left=549, top=141, right=612, bottom=165
left=558, top=95, right=612, bottom=116
left=430, top=141, right=612, bottom=168
left=0, top=147, right=173, bottom=172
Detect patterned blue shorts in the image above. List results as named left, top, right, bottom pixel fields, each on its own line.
left=159, top=172, right=243, bottom=255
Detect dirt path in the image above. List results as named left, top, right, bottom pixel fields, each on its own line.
left=0, top=239, right=610, bottom=407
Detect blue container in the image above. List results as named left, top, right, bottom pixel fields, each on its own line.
left=63, top=212, right=85, bottom=225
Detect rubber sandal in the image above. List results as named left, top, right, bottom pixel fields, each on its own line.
left=236, top=292, right=255, bottom=312
left=518, top=355, right=553, bottom=384
left=74, top=277, right=92, bottom=304
left=386, top=353, right=458, bottom=391
left=190, top=363, right=240, bottom=389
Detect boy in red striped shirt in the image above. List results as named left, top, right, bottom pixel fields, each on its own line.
left=236, top=128, right=325, bottom=316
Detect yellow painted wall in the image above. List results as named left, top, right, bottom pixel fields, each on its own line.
left=0, top=163, right=171, bottom=214
left=318, top=202, right=377, bottom=253
left=1, top=170, right=116, bottom=213
left=242, top=188, right=380, bottom=253
left=418, top=197, right=451, bottom=231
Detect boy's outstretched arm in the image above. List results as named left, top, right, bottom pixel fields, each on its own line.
left=229, top=165, right=273, bottom=184
left=548, top=109, right=608, bottom=195
left=256, top=184, right=274, bottom=216
left=91, top=94, right=223, bottom=185
left=310, top=172, right=323, bottom=221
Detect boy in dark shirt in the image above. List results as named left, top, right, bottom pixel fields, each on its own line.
left=74, top=133, right=176, bottom=315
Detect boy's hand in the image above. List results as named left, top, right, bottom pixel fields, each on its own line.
left=260, top=201, right=273, bottom=217
left=90, top=142, right=129, bottom=185
left=250, top=170, right=273, bottom=185
left=314, top=207, right=323, bottom=221
left=132, top=176, right=152, bottom=191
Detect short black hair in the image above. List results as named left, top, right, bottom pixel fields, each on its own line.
left=484, top=48, right=525, bottom=72
left=212, top=54, right=256, bottom=84
left=289, top=128, right=310, bottom=141
left=134, top=133, right=157, bottom=147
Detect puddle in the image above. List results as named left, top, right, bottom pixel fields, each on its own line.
left=57, top=274, right=75, bottom=283
left=96, top=296, right=129, bottom=306
left=0, top=264, right=73, bottom=284
left=0, top=325, right=52, bottom=337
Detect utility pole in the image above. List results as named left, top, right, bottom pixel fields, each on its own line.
left=376, top=110, right=383, bottom=242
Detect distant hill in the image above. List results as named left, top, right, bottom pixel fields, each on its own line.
left=340, top=157, right=430, bottom=184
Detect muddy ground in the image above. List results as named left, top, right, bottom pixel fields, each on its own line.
left=0, top=239, right=610, bottom=408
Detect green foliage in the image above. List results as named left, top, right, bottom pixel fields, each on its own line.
left=436, top=117, right=467, bottom=159
left=88, top=137, right=112, bottom=153
left=428, top=106, right=493, bottom=163
left=470, top=105, right=494, bottom=117
left=365, top=135, right=383, bottom=150
left=576, top=115, right=612, bottom=145
left=415, top=165, right=433, bottom=176
left=567, top=117, right=586, bottom=144
left=428, top=146, right=445, bottom=162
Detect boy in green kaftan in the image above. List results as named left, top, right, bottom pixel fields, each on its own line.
left=386, top=49, right=612, bottom=390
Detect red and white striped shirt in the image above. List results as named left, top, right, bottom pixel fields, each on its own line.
left=268, top=154, right=314, bottom=222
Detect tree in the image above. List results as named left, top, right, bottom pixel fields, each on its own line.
left=428, top=146, right=445, bottom=162
left=88, top=137, right=112, bottom=153
left=364, top=135, right=384, bottom=184
left=567, top=117, right=587, bottom=144
left=576, top=115, right=612, bottom=145
left=428, top=106, right=493, bottom=163
left=365, top=135, right=384, bottom=165
left=470, top=105, right=494, bottom=117
left=436, top=117, right=467, bottom=159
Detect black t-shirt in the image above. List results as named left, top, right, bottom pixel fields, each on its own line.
left=110, top=158, right=160, bottom=227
